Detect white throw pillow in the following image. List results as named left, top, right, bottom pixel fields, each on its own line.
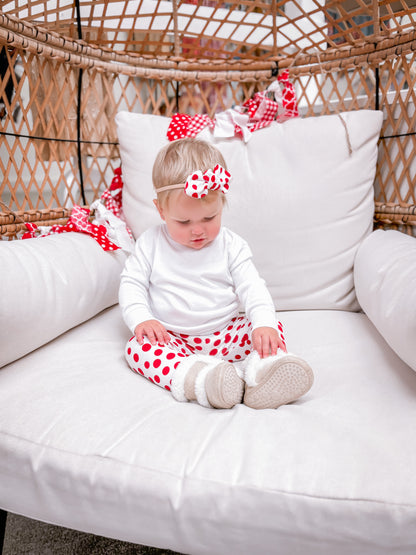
left=354, top=229, right=416, bottom=372
left=116, top=110, right=383, bottom=312
left=0, top=233, right=126, bottom=368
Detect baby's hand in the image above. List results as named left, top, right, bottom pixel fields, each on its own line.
left=134, top=320, right=171, bottom=346
left=252, top=327, right=287, bottom=359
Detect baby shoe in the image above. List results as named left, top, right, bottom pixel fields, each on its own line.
left=172, top=355, right=244, bottom=409
left=243, top=351, right=314, bottom=410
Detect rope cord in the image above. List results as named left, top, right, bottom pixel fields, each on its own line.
left=175, top=80, right=180, bottom=113
left=337, top=114, right=353, bottom=155
left=380, top=131, right=416, bottom=139
left=0, top=130, right=119, bottom=145
left=2, top=128, right=415, bottom=146
left=75, top=0, right=86, bottom=205
left=375, top=66, right=380, bottom=111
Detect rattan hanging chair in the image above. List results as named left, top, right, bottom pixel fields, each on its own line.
left=2, top=3, right=416, bottom=555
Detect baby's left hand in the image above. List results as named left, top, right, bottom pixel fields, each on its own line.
left=252, top=327, right=287, bottom=358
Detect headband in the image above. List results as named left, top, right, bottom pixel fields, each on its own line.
left=156, top=164, right=231, bottom=199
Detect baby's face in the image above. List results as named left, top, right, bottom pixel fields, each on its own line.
left=155, top=192, right=223, bottom=250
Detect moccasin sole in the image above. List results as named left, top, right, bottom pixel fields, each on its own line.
left=244, top=356, right=314, bottom=410
left=205, top=362, right=245, bottom=409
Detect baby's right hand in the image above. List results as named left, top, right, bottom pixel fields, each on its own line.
left=134, top=320, right=171, bottom=346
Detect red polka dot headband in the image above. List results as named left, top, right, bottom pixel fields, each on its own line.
left=156, top=164, right=231, bottom=199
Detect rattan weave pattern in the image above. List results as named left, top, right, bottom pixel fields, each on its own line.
left=1, top=0, right=416, bottom=237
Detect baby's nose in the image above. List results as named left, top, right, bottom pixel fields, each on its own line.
left=191, top=225, right=204, bottom=236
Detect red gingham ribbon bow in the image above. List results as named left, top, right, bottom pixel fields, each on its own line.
left=184, top=164, right=231, bottom=198
left=99, top=167, right=123, bottom=219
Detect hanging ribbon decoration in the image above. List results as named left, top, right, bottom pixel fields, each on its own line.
left=167, top=70, right=299, bottom=143
left=22, top=168, right=133, bottom=252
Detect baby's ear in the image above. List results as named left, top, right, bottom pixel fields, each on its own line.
left=153, top=199, right=165, bottom=221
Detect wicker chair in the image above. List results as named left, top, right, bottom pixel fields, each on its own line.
left=1, top=2, right=416, bottom=554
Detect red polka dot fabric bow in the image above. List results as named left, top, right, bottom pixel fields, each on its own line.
left=184, top=164, right=231, bottom=198
left=22, top=205, right=120, bottom=251
left=275, top=69, right=299, bottom=122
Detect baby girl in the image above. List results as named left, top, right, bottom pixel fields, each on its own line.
left=119, top=138, right=313, bottom=409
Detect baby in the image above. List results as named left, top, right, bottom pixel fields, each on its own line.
left=119, top=138, right=313, bottom=409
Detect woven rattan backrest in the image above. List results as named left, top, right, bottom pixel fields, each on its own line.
left=1, top=0, right=415, bottom=238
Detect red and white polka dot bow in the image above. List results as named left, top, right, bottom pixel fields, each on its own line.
left=22, top=205, right=120, bottom=251
left=184, top=164, right=231, bottom=198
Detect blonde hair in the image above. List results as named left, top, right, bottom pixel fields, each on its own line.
left=152, top=138, right=228, bottom=207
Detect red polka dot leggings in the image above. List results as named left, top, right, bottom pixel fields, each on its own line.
left=125, top=316, right=286, bottom=392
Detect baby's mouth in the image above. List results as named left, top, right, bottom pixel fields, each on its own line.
left=190, top=237, right=206, bottom=246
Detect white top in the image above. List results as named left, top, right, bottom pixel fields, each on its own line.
left=119, top=225, right=278, bottom=335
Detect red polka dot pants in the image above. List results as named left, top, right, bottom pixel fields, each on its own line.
left=124, top=316, right=286, bottom=392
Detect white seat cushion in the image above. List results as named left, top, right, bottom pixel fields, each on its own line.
left=1, top=307, right=415, bottom=554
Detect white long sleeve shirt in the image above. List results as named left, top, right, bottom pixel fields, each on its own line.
left=119, top=225, right=277, bottom=335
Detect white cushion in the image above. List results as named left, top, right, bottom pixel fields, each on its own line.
left=1, top=307, right=415, bottom=554
left=0, top=233, right=126, bottom=368
left=354, top=229, right=416, bottom=371
left=116, top=110, right=383, bottom=312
